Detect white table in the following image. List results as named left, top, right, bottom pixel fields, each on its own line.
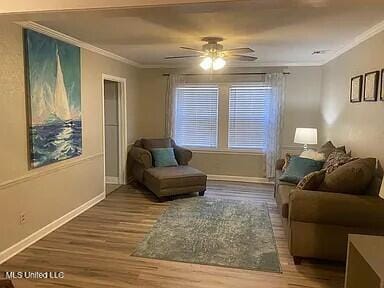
left=345, top=234, right=384, bottom=288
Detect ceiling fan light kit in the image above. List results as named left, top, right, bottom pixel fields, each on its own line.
left=165, top=37, right=257, bottom=71
left=200, top=56, right=226, bottom=71
left=200, top=56, right=213, bottom=70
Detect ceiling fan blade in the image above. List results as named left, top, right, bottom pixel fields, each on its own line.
left=228, top=55, right=258, bottom=61
left=164, top=55, right=203, bottom=59
left=223, top=48, right=255, bottom=54
left=180, top=46, right=205, bottom=53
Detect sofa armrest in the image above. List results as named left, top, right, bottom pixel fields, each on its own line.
left=289, top=189, right=384, bottom=229
left=173, top=145, right=192, bottom=165
left=276, top=158, right=285, bottom=171
left=129, top=147, right=152, bottom=169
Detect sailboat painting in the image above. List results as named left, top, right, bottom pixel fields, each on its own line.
left=24, top=29, right=82, bottom=168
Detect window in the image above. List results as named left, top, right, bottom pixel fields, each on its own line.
left=174, top=86, right=218, bottom=148
left=228, top=85, right=271, bottom=150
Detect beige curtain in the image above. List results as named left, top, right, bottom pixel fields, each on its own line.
left=165, top=74, right=185, bottom=138
left=264, top=73, right=286, bottom=179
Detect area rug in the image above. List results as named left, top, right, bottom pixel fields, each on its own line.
left=132, top=197, right=281, bottom=272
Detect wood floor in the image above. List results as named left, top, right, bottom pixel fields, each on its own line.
left=0, top=181, right=345, bottom=288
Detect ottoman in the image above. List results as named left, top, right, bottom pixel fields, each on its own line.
left=143, top=166, right=207, bottom=200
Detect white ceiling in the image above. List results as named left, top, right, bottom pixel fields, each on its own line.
left=24, top=0, right=384, bottom=67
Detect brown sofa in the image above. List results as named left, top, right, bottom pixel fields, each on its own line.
left=128, top=138, right=207, bottom=201
left=275, top=159, right=384, bottom=264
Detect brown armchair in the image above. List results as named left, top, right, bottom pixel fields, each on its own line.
left=128, top=138, right=207, bottom=201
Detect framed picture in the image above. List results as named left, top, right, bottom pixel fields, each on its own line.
left=350, top=75, right=363, bottom=103
left=364, top=71, right=379, bottom=102
left=24, top=29, right=82, bottom=168
left=381, top=69, right=384, bottom=101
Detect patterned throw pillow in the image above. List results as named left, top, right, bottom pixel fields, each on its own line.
left=318, top=141, right=347, bottom=159
left=282, top=153, right=291, bottom=171
left=323, top=150, right=356, bottom=174
left=297, top=170, right=326, bottom=190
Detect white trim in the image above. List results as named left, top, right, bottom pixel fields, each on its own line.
left=192, top=149, right=264, bottom=156
left=102, top=74, right=128, bottom=186
left=324, top=19, right=384, bottom=64
left=0, top=154, right=102, bottom=190
left=16, top=21, right=141, bottom=68
left=141, top=61, right=324, bottom=68
left=105, top=176, right=119, bottom=184
left=0, top=192, right=105, bottom=264
left=208, top=174, right=273, bottom=184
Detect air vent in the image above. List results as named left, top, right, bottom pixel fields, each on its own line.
left=312, top=50, right=329, bottom=55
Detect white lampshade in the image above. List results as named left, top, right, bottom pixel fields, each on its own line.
left=294, top=128, right=318, bottom=145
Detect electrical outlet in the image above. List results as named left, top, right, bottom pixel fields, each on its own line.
left=19, top=213, right=26, bottom=225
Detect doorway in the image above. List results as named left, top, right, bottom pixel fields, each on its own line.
left=102, top=74, right=127, bottom=195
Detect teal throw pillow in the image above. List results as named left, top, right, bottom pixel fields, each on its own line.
left=279, top=156, right=324, bottom=184
left=150, top=148, right=178, bottom=167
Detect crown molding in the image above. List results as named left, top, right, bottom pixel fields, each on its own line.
left=324, top=19, right=384, bottom=65
left=140, top=61, right=323, bottom=69
left=16, top=21, right=142, bottom=68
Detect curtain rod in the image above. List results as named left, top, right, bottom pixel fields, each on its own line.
left=162, top=72, right=290, bottom=76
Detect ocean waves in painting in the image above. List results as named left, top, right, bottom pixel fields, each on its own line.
left=30, top=120, right=82, bottom=168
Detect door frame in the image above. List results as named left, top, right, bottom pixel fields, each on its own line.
left=102, top=73, right=128, bottom=186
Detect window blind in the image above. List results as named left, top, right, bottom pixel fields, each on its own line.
left=174, top=86, right=218, bottom=148
left=228, top=85, right=271, bottom=150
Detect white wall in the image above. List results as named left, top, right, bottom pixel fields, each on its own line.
left=321, top=30, right=384, bottom=165
left=0, top=21, right=140, bottom=254
left=104, top=80, right=119, bottom=178
left=136, top=66, right=323, bottom=177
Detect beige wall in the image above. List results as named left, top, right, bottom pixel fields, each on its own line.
left=282, top=66, right=322, bottom=154
left=136, top=66, right=323, bottom=177
left=320, top=30, right=384, bottom=165
left=0, top=21, right=139, bottom=252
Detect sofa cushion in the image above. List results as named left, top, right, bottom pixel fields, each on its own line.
left=150, top=148, right=178, bottom=167
left=297, top=169, right=326, bottom=190
left=279, top=156, right=324, bottom=184
left=144, top=166, right=207, bottom=190
left=142, top=138, right=172, bottom=150
left=289, top=189, right=384, bottom=228
left=276, top=185, right=293, bottom=218
left=319, top=158, right=376, bottom=195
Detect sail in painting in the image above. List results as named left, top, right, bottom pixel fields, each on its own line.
left=53, top=50, right=72, bottom=122
left=24, top=29, right=82, bottom=168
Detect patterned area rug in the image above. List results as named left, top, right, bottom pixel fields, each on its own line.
left=132, top=197, right=281, bottom=272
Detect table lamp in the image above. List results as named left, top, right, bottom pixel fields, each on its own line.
left=294, top=128, right=317, bottom=151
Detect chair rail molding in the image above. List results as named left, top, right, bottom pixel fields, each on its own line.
left=0, top=153, right=103, bottom=190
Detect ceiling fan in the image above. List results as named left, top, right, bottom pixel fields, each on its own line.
left=165, top=37, right=257, bottom=71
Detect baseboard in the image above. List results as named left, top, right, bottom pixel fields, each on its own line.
left=0, top=192, right=105, bottom=264
left=105, top=176, right=119, bottom=184
left=207, top=174, right=273, bottom=184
